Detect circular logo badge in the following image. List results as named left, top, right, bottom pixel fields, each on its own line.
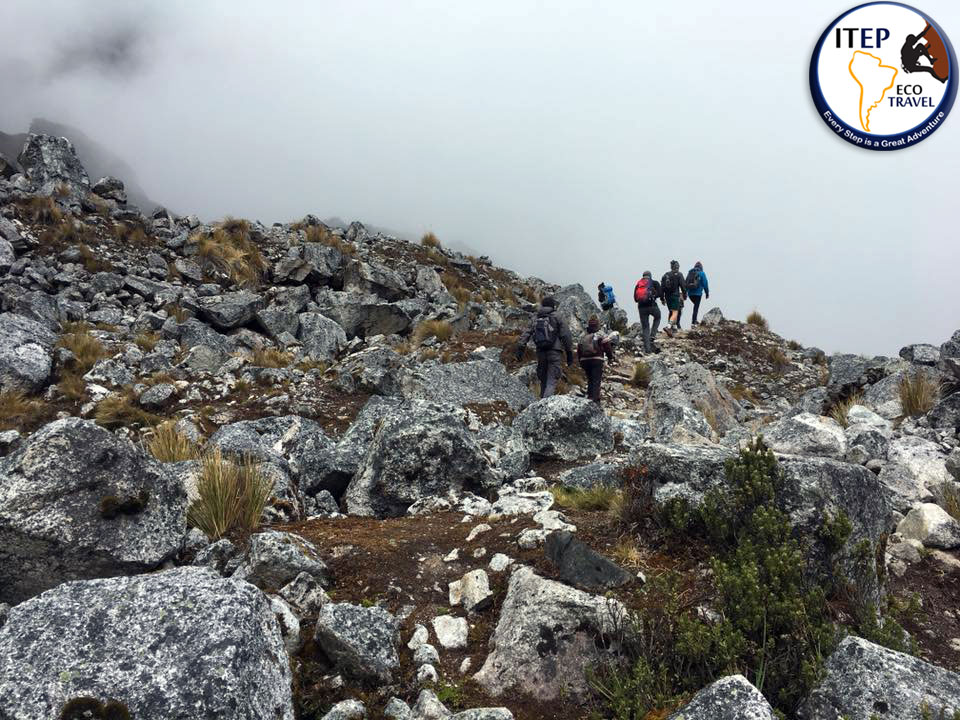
left=810, top=2, right=957, bottom=150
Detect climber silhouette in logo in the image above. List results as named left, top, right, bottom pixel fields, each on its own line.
left=901, top=23, right=949, bottom=83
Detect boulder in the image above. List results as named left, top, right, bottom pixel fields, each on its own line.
left=899, top=343, right=940, bottom=366
left=939, top=329, right=960, bottom=381
left=298, top=311, right=347, bottom=362
left=7, top=289, right=61, bottom=329
left=844, top=407, right=892, bottom=462
left=0, top=237, right=14, bottom=274
left=700, top=307, right=724, bottom=326
left=879, top=436, right=952, bottom=512
left=343, top=259, right=410, bottom=301
left=862, top=367, right=939, bottom=420
left=320, top=700, right=366, bottom=720
left=17, top=133, right=89, bottom=194
left=801, top=636, right=960, bottom=720
left=513, top=395, right=614, bottom=461
left=827, top=354, right=889, bottom=398
left=0, top=418, right=187, bottom=604
left=667, top=674, right=773, bottom=720
left=335, top=346, right=407, bottom=395
left=473, top=566, right=624, bottom=701
left=344, top=402, right=498, bottom=517
left=544, top=530, right=634, bottom=592
left=403, top=360, right=535, bottom=412
left=208, top=414, right=325, bottom=465
left=0, top=311, right=57, bottom=391
left=762, top=413, right=847, bottom=460
left=645, top=360, right=739, bottom=439
left=0, top=151, right=18, bottom=180
left=927, top=393, right=960, bottom=431
left=0, top=567, right=294, bottom=719
left=232, top=530, right=331, bottom=590
left=896, top=504, right=960, bottom=550
left=314, top=603, right=399, bottom=683
left=90, top=175, right=127, bottom=204
left=552, top=284, right=601, bottom=336
left=256, top=305, right=301, bottom=340
left=787, top=387, right=829, bottom=417
left=192, top=290, right=264, bottom=331
left=432, top=615, right=469, bottom=649
left=316, top=289, right=416, bottom=339
left=555, top=461, right=624, bottom=489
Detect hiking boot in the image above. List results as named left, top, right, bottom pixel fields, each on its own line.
left=663, top=327, right=674, bottom=338
left=652, top=344, right=662, bottom=353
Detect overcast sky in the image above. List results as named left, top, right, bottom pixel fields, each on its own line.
left=1, top=0, right=957, bottom=356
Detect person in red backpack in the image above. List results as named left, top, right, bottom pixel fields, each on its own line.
left=516, top=296, right=574, bottom=398
left=577, top=315, right=615, bottom=404
left=634, top=271, right=662, bottom=354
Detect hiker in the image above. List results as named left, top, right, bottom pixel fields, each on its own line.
left=685, top=261, right=710, bottom=325
left=516, top=296, right=574, bottom=398
left=633, top=270, right=662, bottom=354
left=577, top=315, right=615, bottom=404
left=597, top=282, right=617, bottom=311
left=660, top=260, right=687, bottom=335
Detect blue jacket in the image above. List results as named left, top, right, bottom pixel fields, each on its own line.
left=599, top=284, right=616, bottom=305
left=687, top=269, right=709, bottom=297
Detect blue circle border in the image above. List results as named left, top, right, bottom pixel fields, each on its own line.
left=809, top=1, right=958, bottom=150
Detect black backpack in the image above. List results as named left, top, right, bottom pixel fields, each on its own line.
left=533, top=315, right=558, bottom=350
left=685, top=268, right=700, bottom=291
left=662, top=272, right=679, bottom=294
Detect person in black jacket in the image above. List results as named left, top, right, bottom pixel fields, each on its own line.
left=577, top=315, right=615, bottom=404
left=516, top=296, right=574, bottom=398
left=634, top=270, right=662, bottom=354
left=661, top=259, right=687, bottom=335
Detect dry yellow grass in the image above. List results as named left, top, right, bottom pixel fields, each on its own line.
left=550, top=485, right=621, bottom=512
left=19, top=196, right=62, bottom=225
left=632, top=361, right=652, bottom=388
left=728, top=383, right=759, bottom=404
left=421, top=232, right=441, bottom=248
left=187, top=448, right=272, bottom=540
left=746, top=310, right=769, bottom=330
left=134, top=331, right=161, bottom=352
left=56, top=373, right=87, bottom=402
left=828, top=392, right=864, bottom=428
left=413, top=319, right=455, bottom=345
left=302, top=224, right=356, bottom=256
left=94, top=391, right=163, bottom=429
left=195, top=223, right=267, bottom=288
left=147, top=421, right=199, bottom=462
left=57, top=322, right=109, bottom=372
left=899, top=372, right=939, bottom=417
left=112, top=222, right=153, bottom=248
left=249, top=347, right=292, bottom=368
left=0, top=390, right=51, bottom=431
left=165, top=304, right=189, bottom=323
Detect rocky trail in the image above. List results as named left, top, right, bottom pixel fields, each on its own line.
left=1, top=133, right=960, bottom=720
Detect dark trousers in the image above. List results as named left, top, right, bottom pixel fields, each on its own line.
left=690, top=294, right=703, bottom=324
left=536, top=350, right=564, bottom=398
left=638, top=303, right=660, bottom=353
left=581, top=358, right=604, bottom=403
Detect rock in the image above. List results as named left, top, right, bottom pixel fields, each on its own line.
left=0, top=567, right=294, bottom=719
left=233, top=530, right=331, bottom=590
left=787, top=387, right=829, bottom=417
left=8, top=289, right=61, bottom=329
left=473, top=565, right=624, bottom=701
left=173, top=257, right=204, bottom=283
left=940, top=329, right=960, bottom=381
left=408, top=624, right=430, bottom=650
left=489, top=488, right=554, bottom=516
left=17, top=133, right=89, bottom=194
left=270, top=595, right=303, bottom=653
left=343, top=259, right=410, bottom=301
left=544, top=530, right=634, bottom=592
left=701, top=307, right=724, bottom=326
left=0, top=311, right=57, bottom=391
left=861, top=366, right=939, bottom=420
left=459, top=569, right=494, bottom=612
left=900, top=343, right=941, bottom=366
left=801, top=636, right=960, bottom=720
left=896, top=504, right=960, bottom=549
left=432, top=615, right=469, bottom=649
left=90, top=175, right=127, bottom=204
left=208, top=414, right=325, bottom=464
left=667, top=674, right=774, bottom=720
left=0, top=151, right=18, bottom=180
left=321, top=699, right=367, bottom=720
left=138, top=382, right=175, bottom=408
left=298, top=311, right=347, bottom=361
left=827, top=354, right=889, bottom=398
left=279, top=571, right=331, bottom=616
left=513, top=395, right=613, bottom=461
left=0, top=237, right=14, bottom=273
left=403, top=360, right=535, bottom=412
left=948, top=448, right=960, bottom=482
left=555, top=462, right=624, bottom=489
left=552, top=284, right=601, bottom=336
left=489, top=553, right=514, bottom=572
left=192, top=290, right=264, bottom=330
left=335, top=346, right=407, bottom=396
left=645, top=360, right=740, bottom=439
left=344, top=401, right=498, bottom=518
left=257, top=304, right=301, bottom=339
left=314, top=603, right=399, bottom=683
left=928, top=393, right=960, bottom=431
left=0, top=418, right=187, bottom=604
left=880, top=436, right=952, bottom=512
left=316, top=289, right=416, bottom=339
left=844, top=406, right=892, bottom=461
left=451, top=711, right=513, bottom=720
left=762, top=412, right=847, bottom=460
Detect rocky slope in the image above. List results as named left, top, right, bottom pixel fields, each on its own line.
left=1, top=133, right=959, bottom=719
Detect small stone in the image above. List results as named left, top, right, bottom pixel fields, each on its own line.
left=432, top=615, right=468, bottom=649
left=449, top=580, right=463, bottom=607
left=459, top=657, right=472, bottom=674
left=472, top=547, right=487, bottom=559
left=443, top=549, right=460, bottom=563
left=460, top=569, right=493, bottom=613
left=517, top=528, right=548, bottom=549
left=416, top=663, right=439, bottom=684
left=466, top=523, right=492, bottom=542
left=488, top=553, right=514, bottom=572
left=413, top=643, right=440, bottom=666
left=407, top=624, right=429, bottom=650
left=320, top=699, right=366, bottom=720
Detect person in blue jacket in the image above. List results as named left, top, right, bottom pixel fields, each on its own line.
left=686, top=261, right=710, bottom=325
left=597, top=282, right=617, bottom=311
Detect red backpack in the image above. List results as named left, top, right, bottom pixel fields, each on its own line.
left=634, top=277, right=654, bottom=304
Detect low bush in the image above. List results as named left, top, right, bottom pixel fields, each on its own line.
left=187, top=448, right=271, bottom=540
left=550, top=485, right=621, bottom=512
left=146, top=421, right=199, bottom=462
left=421, top=231, right=441, bottom=248
left=899, top=371, right=939, bottom=417
left=746, top=311, right=769, bottom=331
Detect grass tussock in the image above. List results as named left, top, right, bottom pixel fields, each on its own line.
left=631, top=361, right=652, bottom=389
left=296, top=358, right=328, bottom=373
left=938, top=483, right=960, bottom=522
left=94, top=391, right=163, bottom=429
left=728, top=383, right=759, bottom=405
left=112, top=222, right=153, bottom=248
left=767, top=347, right=790, bottom=375
left=147, top=421, right=200, bottom=462
left=303, top=224, right=355, bottom=256
left=56, top=373, right=86, bottom=402
left=745, top=310, right=769, bottom=330
left=165, top=304, right=189, bottom=323
left=78, top=243, right=112, bottom=272
left=550, top=485, right=621, bottom=512
left=420, top=231, right=441, bottom=248
left=187, top=447, right=272, bottom=540
left=134, top=331, right=162, bottom=352
left=899, top=371, right=939, bottom=418
left=249, top=347, right=292, bottom=368
left=37, top=219, right=95, bottom=255
left=19, top=196, right=63, bottom=225
left=0, top=389, right=52, bottom=431
left=194, top=223, right=267, bottom=288
left=57, top=322, right=109, bottom=372
left=828, top=392, right=864, bottom=428
left=414, top=319, right=455, bottom=345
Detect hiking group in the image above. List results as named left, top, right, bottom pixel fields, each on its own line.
left=516, top=262, right=708, bottom=406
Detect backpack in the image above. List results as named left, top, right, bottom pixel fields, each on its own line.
left=602, top=285, right=615, bottom=304
left=578, top=332, right=600, bottom=357
left=685, top=268, right=700, bottom=291
left=533, top=314, right=558, bottom=350
left=634, top=277, right=655, bottom=304
left=662, top=271, right=680, bottom=295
